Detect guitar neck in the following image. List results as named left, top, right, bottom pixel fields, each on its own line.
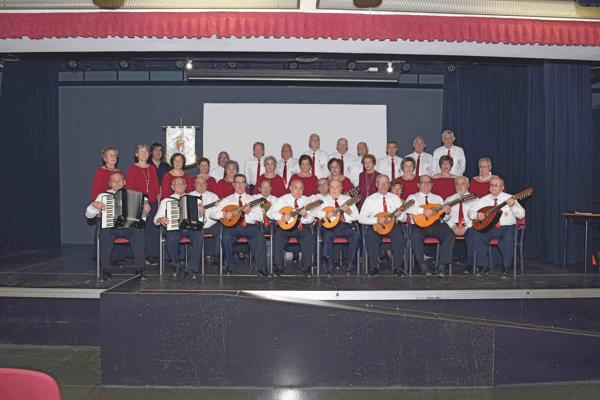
left=203, top=200, right=219, bottom=209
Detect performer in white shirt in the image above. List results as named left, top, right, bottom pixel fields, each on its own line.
left=405, top=136, right=433, bottom=178
left=311, top=178, right=330, bottom=202
left=330, top=137, right=360, bottom=186
left=188, top=175, right=221, bottom=263
left=358, top=175, right=408, bottom=276
left=443, top=176, right=477, bottom=274
left=276, top=143, right=299, bottom=187
left=469, top=177, right=525, bottom=277
left=356, top=141, right=369, bottom=160
left=244, top=141, right=265, bottom=192
left=267, top=179, right=317, bottom=277
left=252, top=179, right=279, bottom=232
left=315, top=180, right=360, bottom=275
left=406, top=175, right=455, bottom=277
left=86, top=172, right=149, bottom=281
left=154, top=177, right=204, bottom=279
left=213, top=174, right=269, bottom=277
left=376, top=141, right=402, bottom=182
left=302, top=133, right=329, bottom=179
left=432, top=129, right=466, bottom=176
left=209, top=151, right=229, bottom=180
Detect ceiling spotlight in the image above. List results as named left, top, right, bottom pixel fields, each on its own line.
left=67, top=60, right=78, bottom=69
left=175, top=60, right=185, bottom=69
left=386, top=62, right=394, bottom=73
left=227, top=61, right=238, bottom=69
left=447, top=64, right=456, bottom=72
left=401, top=63, right=412, bottom=72
left=289, top=62, right=298, bottom=70
left=347, top=61, right=357, bottom=71
left=119, top=60, right=129, bottom=69
left=186, top=60, right=193, bottom=70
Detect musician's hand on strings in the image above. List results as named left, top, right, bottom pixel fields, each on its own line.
left=243, top=205, right=252, bottom=214
left=423, top=208, right=434, bottom=218
left=224, top=211, right=234, bottom=220
left=299, top=208, right=308, bottom=217
left=325, top=210, right=335, bottom=220
left=443, top=205, right=451, bottom=214
left=92, top=201, right=105, bottom=211
left=282, top=213, right=292, bottom=223
left=143, top=204, right=151, bottom=213
left=198, top=205, right=205, bottom=216
left=477, top=212, right=485, bottom=221
left=377, top=216, right=388, bottom=225
left=506, top=198, right=516, bottom=207
left=158, top=217, right=169, bottom=227
left=341, top=204, right=351, bottom=213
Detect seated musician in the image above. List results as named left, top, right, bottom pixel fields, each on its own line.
left=443, top=176, right=476, bottom=274
left=85, top=172, right=148, bottom=281
left=316, top=180, right=360, bottom=276
left=406, top=175, right=455, bottom=277
left=188, top=175, right=221, bottom=262
left=469, top=177, right=525, bottom=277
left=213, top=174, right=269, bottom=277
left=267, top=179, right=317, bottom=278
left=358, top=174, right=407, bottom=276
left=311, top=178, right=330, bottom=202
left=252, top=179, right=278, bottom=232
left=154, top=177, right=204, bottom=279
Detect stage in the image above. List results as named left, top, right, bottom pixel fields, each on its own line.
left=2, top=245, right=600, bottom=387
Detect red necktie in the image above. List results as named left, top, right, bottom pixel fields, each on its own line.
left=425, top=195, right=429, bottom=205
left=283, top=160, right=287, bottom=182
left=312, top=153, right=316, bottom=177
left=335, top=199, right=346, bottom=222
left=239, top=195, right=247, bottom=227
left=494, top=198, right=501, bottom=228
left=447, top=148, right=451, bottom=157
left=256, top=158, right=261, bottom=184
left=382, top=196, right=388, bottom=212
left=416, top=155, right=421, bottom=178
left=340, top=155, right=344, bottom=175
left=294, top=198, right=302, bottom=230
left=391, top=158, right=395, bottom=181
left=458, top=201, right=464, bottom=225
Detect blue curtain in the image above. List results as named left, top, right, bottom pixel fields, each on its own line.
left=0, top=61, right=60, bottom=253
left=443, top=62, right=593, bottom=264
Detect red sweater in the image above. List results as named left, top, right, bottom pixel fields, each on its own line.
left=161, top=172, right=194, bottom=198
left=398, top=176, right=419, bottom=200
left=206, top=176, right=218, bottom=194
left=215, top=179, right=235, bottom=199
left=432, top=177, right=456, bottom=200
left=469, top=178, right=492, bottom=198
left=126, top=164, right=160, bottom=203
left=91, top=167, right=122, bottom=200
left=358, top=170, right=380, bottom=208
left=252, top=174, right=287, bottom=197
left=289, top=174, right=318, bottom=196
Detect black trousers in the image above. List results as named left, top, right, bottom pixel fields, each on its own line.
left=321, top=223, right=361, bottom=267
left=410, top=222, right=455, bottom=273
left=453, top=228, right=476, bottom=267
left=165, top=230, right=203, bottom=273
left=473, top=225, right=515, bottom=269
left=145, top=201, right=159, bottom=259
left=99, top=227, right=145, bottom=273
left=222, top=224, right=267, bottom=273
left=203, top=224, right=221, bottom=258
left=365, top=224, right=406, bottom=273
left=273, top=226, right=314, bottom=272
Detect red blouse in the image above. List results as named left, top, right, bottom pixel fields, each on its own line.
left=91, top=167, right=122, bottom=200
left=161, top=172, right=194, bottom=198
left=252, top=174, right=287, bottom=197
left=398, top=176, right=419, bottom=200
left=289, top=174, right=318, bottom=196
left=469, top=177, right=492, bottom=198
left=206, top=176, right=218, bottom=194
left=358, top=170, right=380, bottom=208
left=330, top=176, right=354, bottom=194
left=432, top=177, right=456, bottom=200
left=126, top=164, right=160, bottom=203
left=215, top=179, right=235, bottom=199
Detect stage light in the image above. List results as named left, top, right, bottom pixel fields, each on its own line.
left=386, top=62, right=394, bottom=73
left=289, top=62, right=298, bottom=70
left=401, top=62, right=412, bottom=72
left=186, top=60, right=193, bottom=70
left=67, top=60, right=78, bottom=69
left=228, top=61, right=238, bottom=69
left=447, top=64, right=456, bottom=72
left=347, top=61, right=357, bottom=71
left=119, top=60, right=129, bottom=69
left=175, top=60, right=185, bottom=69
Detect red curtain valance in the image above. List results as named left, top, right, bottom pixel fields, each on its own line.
left=0, top=12, right=599, bottom=46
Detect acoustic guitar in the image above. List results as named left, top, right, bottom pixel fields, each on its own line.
left=221, top=197, right=267, bottom=227
left=321, top=190, right=362, bottom=230
left=412, top=193, right=477, bottom=228
left=277, top=199, right=324, bottom=231
left=373, top=199, right=415, bottom=235
left=472, top=187, right=533, bottom=232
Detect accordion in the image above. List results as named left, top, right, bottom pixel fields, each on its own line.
left=165, top=194, right=204, bottom=232
left=100, top=189, right=149, bottom=229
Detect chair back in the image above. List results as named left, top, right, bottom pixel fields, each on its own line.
left=0, top=368, right=61, bottom=400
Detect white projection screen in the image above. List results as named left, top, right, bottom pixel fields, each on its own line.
left=203, top=103, right=388, bottom=165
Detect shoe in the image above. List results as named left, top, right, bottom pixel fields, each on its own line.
left=425, top=271, right=432, bottom=277
left=367, top=270, right=379, bottom=277
left=501, top=273, right=509, bottom=279
left=303, top=268, right=313, bottom=278
left=464, top=266, right=473, bottom=274
left=272, top=269, right=282, bottom=278
left=145, top=258, right=158, bottom=266
left=257, top=270, right=271, bottom=278
left=100, top=271, right=112, bottom=282
left=135, top=271, right=147, bottom=281
left=438, top=270, right=446, bottom=278
left=345, top=268, right=354, bottom=276
left=191, top=274, right=198, bottom=280
left=481, top=267, right=491, bottom=275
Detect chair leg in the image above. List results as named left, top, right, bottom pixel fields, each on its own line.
left=159, top=234, right=163, bottom=277
left=316, top=228, right=320, bottom=276
left=201, top=237, right=205, bottom=276
left=435, top=243, right=440, bottom=270
left=219, top=234, right=223, bottom=276
left=488, top=246, right=493, bottom=272
left=96, top=233, right=100, bottom=281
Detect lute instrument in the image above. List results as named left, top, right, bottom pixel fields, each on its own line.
left=412, top=193, right=477, bottom=228
left=472, top=187, right=533, bottom=232
left=320, top=188, right=361, bottom=229
left=221, top=197, right=267, bottom=227
left=277, top=199, right=324, bottom=231
left=373, top=199, right=415, bottom=235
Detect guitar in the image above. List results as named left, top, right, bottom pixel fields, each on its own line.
left=373, top=199, right=415, bottom=235
left=221, top=197, right=267, bottom=227
left=277, top=199, right=324, bottom=231
left=472, top=187, right=533, bottom=232
left=321, top=188, right=362, bottom=230
left=197, top=198, right=220, bottom=227
left=412, top=193, right=478, bottom=228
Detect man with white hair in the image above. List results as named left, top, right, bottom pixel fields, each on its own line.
left=330, top=137, right=360, bottom=186
left=405, top=136, right=433, bottom=178
left=376, top=141, right=402, bottom=182
left=303, top=133, right=330, bottom=179
left=443, top=176, right=476, bottom=274
left=276, top=143, right=299, bottom=187
left=432, top=129, right=466, bottom=176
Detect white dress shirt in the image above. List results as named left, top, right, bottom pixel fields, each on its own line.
left=252, top=193, right=278, bottom=220
left=276, top=157, right=300, bottom=187
left=405, top=192, right=445, bottom=223
left=468, top=192, right=525, bottom=227
left=302, top=148, right=330, bottom=179
left=244, top=156, right=266, bottom=186
left=85, top=189, right=116, bottom=219
left=267, top=193, right=317, bottom=225
left=329, top=151, right=360, bottom=186
left=209, top=165, right=224, bottom=180
left=404, top=151, right=434, bottom=177
left=358, top=192, right=406, bottom=225
left=315, top=194, right=360, bottom=223
left=213, top=192, right=264, bottom=225
left=154, top=193, right=182, bottom=225
left=443, top=192, right=476, bottom=229
left=189, top=190, right=220, bottom=229
left=432, top=145, right=466, bottom=176
left=376, top=155, right=402, bottom=181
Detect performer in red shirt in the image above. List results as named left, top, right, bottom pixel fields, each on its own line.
left=432, top=155, right=457, bottom=199
left=397, top=157, right=419, bottom=200
left=327, top=158, right=353, bottom=194
left=215, top=160, right=239, bottom=199
left=91, top=146, right=122, bottom=200
left=288, top=154, right=318, bottom=196
left=470, top=157, right=498, bottom=198
left=252, top=156, right=287, bottom=197
left=161, top=153, right=195, bottom=198
left=196, top=157, right=219, bottom=194
left=358, top=154, right=379, bottom=209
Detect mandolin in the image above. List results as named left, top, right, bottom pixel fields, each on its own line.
left=321, top=195, right=362, bottom=230
left=412, top=193, right=478, bottom=228
left=277, top=199, right=324, bottom=231
left=373, top=199, right=415, bottom=235
left=472, top=187, right=533, bottom=232
left=221, top=197, right=267, bottom=227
